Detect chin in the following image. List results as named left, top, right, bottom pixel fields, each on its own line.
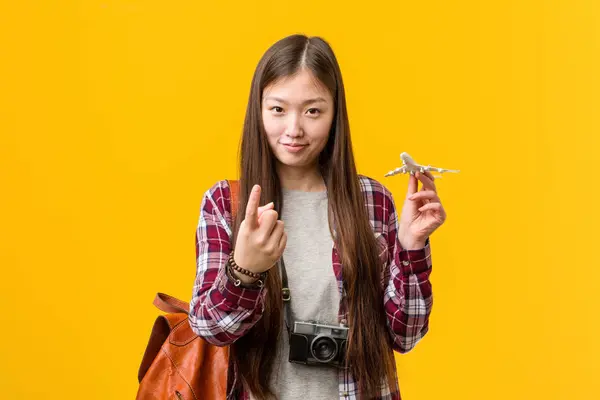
left=276, top=154, right=312, bottom=168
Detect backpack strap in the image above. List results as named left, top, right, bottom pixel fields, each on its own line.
left=228, top=179, right=240, bottom=221
left=153, top=293, right=189, bottom=314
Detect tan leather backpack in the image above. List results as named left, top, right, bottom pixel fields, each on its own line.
left=136, top=180, right=240, bottom=400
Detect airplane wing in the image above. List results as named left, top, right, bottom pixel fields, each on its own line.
left=421, top=165, right=460, bottom=174
left=384, top=166, right=407, bottom=177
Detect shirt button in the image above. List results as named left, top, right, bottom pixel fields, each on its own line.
left=402, top=260, right=410, bottom=266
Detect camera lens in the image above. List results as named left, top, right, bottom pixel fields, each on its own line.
left=310, top=335, right=338, bottom=363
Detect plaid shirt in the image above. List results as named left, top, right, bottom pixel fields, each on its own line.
left=190, top=176, right=433, bottom=400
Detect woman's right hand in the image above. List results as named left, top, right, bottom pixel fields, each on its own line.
left=233, top=184, right=287, bottom=279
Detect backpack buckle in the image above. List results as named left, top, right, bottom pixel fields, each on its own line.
left=282, top=288, right=291, bottom=302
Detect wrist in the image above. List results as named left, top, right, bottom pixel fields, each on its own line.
left=231, top=267, right=260, bottom=285
left=227, top=250, right=268, bottom=287
left=233, top=252, right=258, bottom=275
left=401, top=237, right=426, bottom=250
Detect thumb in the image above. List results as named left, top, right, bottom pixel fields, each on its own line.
left=257, top=202, right=274, bottom=224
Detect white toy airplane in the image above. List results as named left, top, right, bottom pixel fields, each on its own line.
left=384, top=152, right=460, bottom=178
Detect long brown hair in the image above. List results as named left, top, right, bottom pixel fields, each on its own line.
left=231, top=34, right=396, bottom=399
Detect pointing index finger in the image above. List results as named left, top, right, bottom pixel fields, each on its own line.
left=245, top=184, right=261, bottom=228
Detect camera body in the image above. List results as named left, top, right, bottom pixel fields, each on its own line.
left=288, top=320, right=348, bottom=367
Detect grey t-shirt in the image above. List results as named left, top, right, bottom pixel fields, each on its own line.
left=250, top=187, right=340, bottom=399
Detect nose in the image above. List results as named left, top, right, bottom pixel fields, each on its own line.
left=284, top=115, right=303, bottom=138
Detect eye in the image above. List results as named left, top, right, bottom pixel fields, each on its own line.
left=271, top=106, right=284, bottom=113
left=306, top=108, right=321, bottom=116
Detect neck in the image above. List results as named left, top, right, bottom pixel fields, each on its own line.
left=276, top=163, right=326, bottom=192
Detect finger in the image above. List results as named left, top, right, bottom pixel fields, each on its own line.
left=257, top=202, right=275, bottom=224
left=418, top=202, right=444, bottom=213
left=267, top=220, right=285, bottom=252
left=416, top=172, right=437, bottom=192
left=257, top=210, right=279, bottom=240
left=245, top=184, right=261, bottom=228
left=420, top=188, right=431, bottom=204
left=412, top=174, right=431, bottom=204
left=258, top=202, right=274, bottom=214
left=406, top=174, right=418, bottom=197
left=278, top=231, right=288, bottom=254
left=408, top=191, right=441, bottom=202
left=423, top=170, right=435, bottom=182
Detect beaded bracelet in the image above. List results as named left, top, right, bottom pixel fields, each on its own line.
left=228, top=251, right=261, bottom=279
left=226, top=251, right=267, bottom=287
left=225, top=263, right=265, bottom=288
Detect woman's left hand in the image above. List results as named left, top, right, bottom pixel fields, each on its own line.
left=397, top=171, right=447, bottom=250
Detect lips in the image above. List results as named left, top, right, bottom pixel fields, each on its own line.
left=280, top=143, right=307, bottom=147
left=281, top=143, right=308, bottom=153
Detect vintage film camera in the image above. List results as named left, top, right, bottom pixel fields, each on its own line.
left=288, top=320, right=349, bottom=367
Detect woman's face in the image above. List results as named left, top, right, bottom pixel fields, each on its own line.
left=262, top=68, right=334, bottom=171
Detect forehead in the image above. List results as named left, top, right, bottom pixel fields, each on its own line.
left=263, top=69, right=331, bottom=102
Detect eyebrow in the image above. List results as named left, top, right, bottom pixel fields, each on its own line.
left=263, top=96, right=328, bottom=106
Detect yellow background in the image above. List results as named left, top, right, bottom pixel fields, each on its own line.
left=1, top=1, right=598, bottom=399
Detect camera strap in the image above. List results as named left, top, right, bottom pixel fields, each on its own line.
left=279, top=256, right=294, bottom=334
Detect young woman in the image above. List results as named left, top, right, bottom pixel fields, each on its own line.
left=189, top=34, right=446, bottom=400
